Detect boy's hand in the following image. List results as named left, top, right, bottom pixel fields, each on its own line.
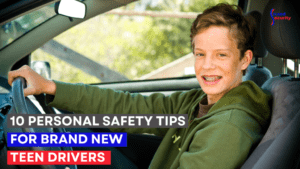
left=8, top=65, right=56, bottom=97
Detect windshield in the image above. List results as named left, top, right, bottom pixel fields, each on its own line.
left=0, top=3, right=56, bottom=50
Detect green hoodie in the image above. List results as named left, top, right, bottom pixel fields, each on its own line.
left=47, top=80, right=272, bottom=169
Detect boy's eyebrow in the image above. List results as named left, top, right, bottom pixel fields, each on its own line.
left=194, top=48, right=231, bottom=51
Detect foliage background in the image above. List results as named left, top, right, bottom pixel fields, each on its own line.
left=31, top=0, right=238, bottom=84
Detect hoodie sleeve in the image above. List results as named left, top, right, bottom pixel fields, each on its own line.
left=46, top=80, right=202, bottom=136
left=177, top=121, right=254, bottom=169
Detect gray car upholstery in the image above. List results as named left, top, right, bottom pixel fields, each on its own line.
left=241, top=0, right=300, bottom=168
left=244, top=64, right=272, bottom=87
left=242, top=76, right=300, bottom=168
left=243, top=11, right=272, bottom=87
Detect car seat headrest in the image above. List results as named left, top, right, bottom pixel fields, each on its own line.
left=261, top=0, right=299, bottom=59
left=245, top=11, right=268, bottom=58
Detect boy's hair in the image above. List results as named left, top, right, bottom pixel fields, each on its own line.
left=190, top=3, right=254, bottom=75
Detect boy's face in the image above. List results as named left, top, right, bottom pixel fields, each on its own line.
left=193, top=26, right=251, bottom=104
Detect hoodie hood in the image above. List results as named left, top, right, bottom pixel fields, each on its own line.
left=207, top=80, right=272, bottom=127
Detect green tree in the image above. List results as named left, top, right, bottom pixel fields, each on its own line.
left=112, top=0, right=238, bottom=78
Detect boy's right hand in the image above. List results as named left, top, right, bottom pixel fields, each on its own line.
left=8, top=65, right=56, bottom=97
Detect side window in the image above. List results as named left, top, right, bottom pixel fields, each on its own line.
left=31, top=0, right=239, bottom=84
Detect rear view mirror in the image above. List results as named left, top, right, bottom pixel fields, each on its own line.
left=31, top=61, right=51, bottom=80
left=55, top=0, right=86, bottom=19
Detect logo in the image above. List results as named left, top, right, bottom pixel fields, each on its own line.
left=270, top=9, right=291, bottom=26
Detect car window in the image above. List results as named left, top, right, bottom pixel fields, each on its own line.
left=0, top=3, right=56, bottom=50
left=31, top=0, right=239, bottom=84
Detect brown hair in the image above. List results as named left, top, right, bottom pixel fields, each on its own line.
left=190, top=3, right=254, bottom=75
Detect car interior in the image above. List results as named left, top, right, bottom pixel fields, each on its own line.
left=0, top=0, right=299, bottom=169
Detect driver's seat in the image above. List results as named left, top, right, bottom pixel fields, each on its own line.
left=241, top=0, right=300, bottom=168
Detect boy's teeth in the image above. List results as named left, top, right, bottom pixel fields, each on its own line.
left=204, top=76, right=221, bottom=81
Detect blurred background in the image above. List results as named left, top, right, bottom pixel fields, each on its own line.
left=30, top=0, right=238, bottom=84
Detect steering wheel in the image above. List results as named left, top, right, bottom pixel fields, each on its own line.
left=1, top=77, right=77, bottom=169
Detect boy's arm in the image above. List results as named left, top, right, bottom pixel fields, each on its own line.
left=46, top=80, right=197, bottom=116
left=45, top=80, right=200, bottom=136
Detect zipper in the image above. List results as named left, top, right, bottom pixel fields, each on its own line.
left=178, top=101, right=201, bottom=149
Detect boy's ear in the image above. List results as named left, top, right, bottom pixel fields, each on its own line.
left=241, top=50, right=253, bottom=70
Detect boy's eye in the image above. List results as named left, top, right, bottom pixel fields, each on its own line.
left=195, top=53, right=204, bottom=57
left=219, top=54, right=227, bottom=57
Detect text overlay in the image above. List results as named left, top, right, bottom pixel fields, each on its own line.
left=7, top=133, right=127, bottom=147
left=8, top=114, right=188, bottom=128
left=7, top=151, right=111, bottom=165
